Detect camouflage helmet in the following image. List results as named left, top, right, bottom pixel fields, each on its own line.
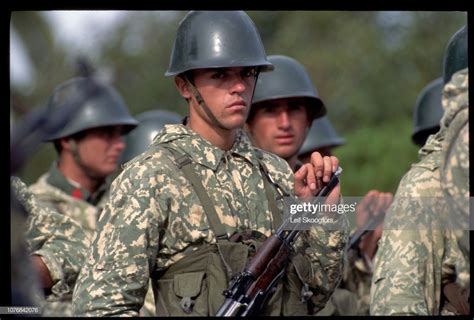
left=45, top=77, right=138, bottom=141
left=298, top=116, right=345, bottom=156
left=250, top=55, right=326, bottom=121
left=121, top=110, right=182, bottom=164
left=412, top=77, right=444, bottom=147
left=443, top=25, right=467, bottom=84
left=165, top=11, right=273, bottom=77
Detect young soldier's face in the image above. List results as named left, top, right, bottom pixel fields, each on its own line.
left=247, top=98, right=310, bottom=160
left=188, top=67, right=257, bottom=130
left=74, top=125, right=126, bottom=177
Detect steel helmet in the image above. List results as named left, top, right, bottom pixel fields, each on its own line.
left=443, top=25, right=468, bottom=84
left=121, top=110, right=182, bottom=163
left=45, top=77, right=138, bottom=141
left=250, top=55, right=326, bottom=121
left=298, top=116, right=345, bottom=156
left=412, top=77, right=444, bottom=147
left=165, top=11, right=273, bottom=76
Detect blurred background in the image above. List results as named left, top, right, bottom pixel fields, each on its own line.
left=10, top=10, right=467, bottom=196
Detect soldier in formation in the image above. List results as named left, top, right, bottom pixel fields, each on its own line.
left=370, top=25, right=469, bottom=315
left=25, top=77, right=138, bottom=316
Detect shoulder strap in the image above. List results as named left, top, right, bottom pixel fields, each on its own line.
left=254, top=150, right=289, bottom=231
left=163, top=146, right=229, bottom=242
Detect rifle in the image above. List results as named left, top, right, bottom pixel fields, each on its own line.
left=216, top=167, right=343, bottom=317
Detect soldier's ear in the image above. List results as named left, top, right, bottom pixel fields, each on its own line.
left=59, top=137, right=73, bottom=152
left=175, top=75, right=192, bottom=100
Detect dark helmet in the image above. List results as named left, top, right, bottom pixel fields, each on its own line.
left=165, top=11, right=273, bottom=77
left=250, top=55, right=326, bottom=121
left=298, top=116, right=345, bottom=156
left=443, top=25, right=467, bottom=84
left=45, top=77, right=138, bottom=141
left=121, top=110, right=182, bottom=163
left=412, top=77, right=444, bottom=147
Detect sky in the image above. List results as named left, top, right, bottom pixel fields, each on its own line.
left=10, top=11, right=127, bottom=88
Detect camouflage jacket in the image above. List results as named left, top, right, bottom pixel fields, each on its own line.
left=11, top=176, right=45, bottom=310
left=27, top=163, right=109, bottom=316
left=72, top=124, right=348, bottom=316
left=440, top=68, right=469, bottom=261
left=370, top=69, right=469, bottom=315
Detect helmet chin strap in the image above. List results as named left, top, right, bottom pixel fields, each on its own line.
left=183, top=68, right=261, bottom=131
left=69, top=139, right=104, bottom=182
left=183, top=74, right=227, bottom=130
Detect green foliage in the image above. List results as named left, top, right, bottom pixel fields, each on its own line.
left=332, top=117, right=420, bottom=196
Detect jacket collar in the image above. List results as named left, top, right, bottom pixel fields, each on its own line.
left=46, top=162, right=108, bottom=205
left=152, top=124, right=259, bottom=171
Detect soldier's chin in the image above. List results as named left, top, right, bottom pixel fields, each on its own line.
left=223, top=116, right=247, bottom=130
left=274, top=146, right=298, bottom=160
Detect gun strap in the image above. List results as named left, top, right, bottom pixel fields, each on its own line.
left=165, top=147, right=229, bottom=242
left=255, top=150, right=288, bottom=231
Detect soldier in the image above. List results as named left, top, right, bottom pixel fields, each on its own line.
left=72, top=11, right=348, bottom=316
left=246, top=54, right=326, bottom=172
left=370, top=25, right=468, bottom=315
left=27, top=77, right=138, bottom=316
left=412, top=77, right=444, bottom=147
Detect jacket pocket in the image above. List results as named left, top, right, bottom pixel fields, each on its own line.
left=156, top=271, right=208, bottom=316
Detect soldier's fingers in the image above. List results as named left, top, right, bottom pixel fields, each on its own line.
left=381, top=192, right=394, bottom=211
left=294, top=164, right=308, bottom=192
left=304, top=163, right=318, bottom=192
left=322, top=156, right=332, bottom=183
left=330, top=156, right=339, bottom=173
left=310, top=152, right=324, bottom=180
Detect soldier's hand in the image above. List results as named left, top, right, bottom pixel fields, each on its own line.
left=357, top=190, right=393, bottom=260
left=294, top=152, right=340, bottom=203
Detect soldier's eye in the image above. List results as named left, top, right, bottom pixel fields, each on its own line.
left=241, top=68, right=256, bottom=78
left=211, top=71, right=227, bottom=80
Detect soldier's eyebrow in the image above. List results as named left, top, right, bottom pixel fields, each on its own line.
left=204, top=67, right=230, bottom=73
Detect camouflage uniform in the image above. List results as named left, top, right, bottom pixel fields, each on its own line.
left=26, top=163, right=108, bottom=316
left=316, top=234, right=372, bottom=316
left=72, top=124, right=348, bottom=316
left=440, top=68, right=469, bottom=260
left=11, top=176, right=44, bottom=310
left=370, top=68, right=469, bottom=315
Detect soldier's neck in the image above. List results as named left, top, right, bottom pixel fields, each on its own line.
left=188, top=115, right=237, bottom=151
left=57, top=156, right=102, bottom=194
